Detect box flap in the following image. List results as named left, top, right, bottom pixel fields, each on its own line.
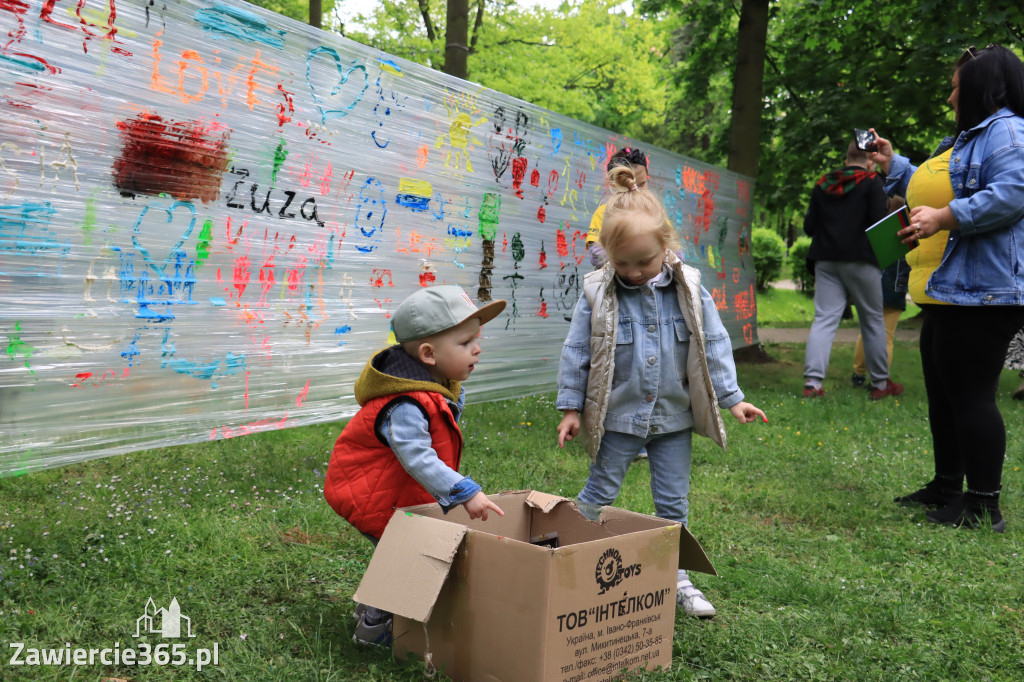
left=678, top=524, right=717, bottom=576
left=353, top=511, right=467, bottom=622
left=524, top=490, right=571, bottom=513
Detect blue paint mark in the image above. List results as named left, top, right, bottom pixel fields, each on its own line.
left=447, top=225, right=472, bottom=237
left=194, top=4, right=286, bottom=47
left=162, top=352, right=245, bottom=389
left=395, top=193, right=430, bottom=211
left=209, top=297, right=227, bottom=306
left=334, top=325, right=352, bottom=345
left=550, top=127, right=562, bottom=156
left=121, top=333, right=142, bottom=367
left=378, top=58, right=402, bottom=74
left=306, top=46, right=369, bottom=124
left=0, top=203, right=69, bottom=276
left=0, top=54, right=49, bottom=74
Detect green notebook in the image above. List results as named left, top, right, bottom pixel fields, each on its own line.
left=865, top=205, right=916, bottom=268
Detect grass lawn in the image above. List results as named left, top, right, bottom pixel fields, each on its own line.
left=3, top=341, right=1024, bottom=680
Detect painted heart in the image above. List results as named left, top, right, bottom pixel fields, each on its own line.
left=132, top=200, right=197, bottom=279
left=306, top=46, right=369, bottom=125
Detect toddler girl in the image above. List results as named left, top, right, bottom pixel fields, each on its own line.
left=556, top=165, right=766, bottom=618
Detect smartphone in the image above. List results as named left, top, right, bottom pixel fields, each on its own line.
left=854, top=128, right=877, bottom=152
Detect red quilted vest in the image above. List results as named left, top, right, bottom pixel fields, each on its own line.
left=323, top=390, right=462, bottom=538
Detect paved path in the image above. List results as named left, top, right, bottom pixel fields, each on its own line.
left=758, top=279, right=920, bottom=344
left=757, top=326, right=920, bottom=344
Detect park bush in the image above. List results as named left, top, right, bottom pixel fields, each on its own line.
left=751, top=227, right=786, bottom=291
left=789, top=236, right=814, bottom=293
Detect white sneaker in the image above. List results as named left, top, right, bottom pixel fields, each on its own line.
left=677, top=579, right=716, bottom=618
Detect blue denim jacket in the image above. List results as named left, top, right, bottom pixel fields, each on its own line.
left=885, top=108, right=1024, bottom=305
left=377, top=388, right=481, bottom=511
left=556, top=268, right=744, bottom=438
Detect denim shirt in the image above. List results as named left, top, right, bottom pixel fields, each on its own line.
left=885, top=109, right=1024, bottom=305
left=557, top=268, right=744, bottom=438
left=377, top=388, right=481, bottom=511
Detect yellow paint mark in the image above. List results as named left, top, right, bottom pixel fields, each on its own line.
left=398, top=178, right=433, bottom=197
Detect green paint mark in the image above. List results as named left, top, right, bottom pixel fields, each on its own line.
left=478, top=193, right=501, bottom=240
left=81, top=196, right=97, bottom=246
left=272, top=138, right=288, bottom=184
left=196, top=217, right=214, bottom=266
left=6, top=321, right=36, bottom=374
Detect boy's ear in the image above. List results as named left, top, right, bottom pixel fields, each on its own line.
left=417, top=342, right=436, bottom=366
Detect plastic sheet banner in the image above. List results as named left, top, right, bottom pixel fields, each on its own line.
left=0, top=0, right=758, bottom=476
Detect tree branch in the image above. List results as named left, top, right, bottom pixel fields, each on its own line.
left=764, top=47, right=805, bottom=112
left=563, top=61, right=612, bottom=90
left=417, top=0, right=436, bottom=42
left=470, top=0, right=485, bottom=52
left=496, top=38, right=555, bottom=47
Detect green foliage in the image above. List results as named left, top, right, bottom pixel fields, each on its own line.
left=339, top=0, right=667, bottom=139
left=3, top=346, right=1024, bottom=680
left=788, top=235, right=814, bottom=293
left=246, top=0, right=336, bottom=25
left=642, top=0, right=1024, bottom=222
left=752, top=226, right=786, bottom=291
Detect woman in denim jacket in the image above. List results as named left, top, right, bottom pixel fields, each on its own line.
left=555, top=165, right=766, bottom=618
left=869, top=44, right=1024, bottom=532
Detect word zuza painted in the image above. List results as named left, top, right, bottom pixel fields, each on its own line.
left=0, top=0, right=757, bottom=476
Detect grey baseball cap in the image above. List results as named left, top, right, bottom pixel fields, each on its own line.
left=391, top=285, right=506, bottom=342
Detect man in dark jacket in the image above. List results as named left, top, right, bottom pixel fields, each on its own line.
left=802, top=142, right=903, bottom=400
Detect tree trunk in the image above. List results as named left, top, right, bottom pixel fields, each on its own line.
left=445, top=0, right=469, bottom=79
left=726, top=0, right=769, bottom=179
left=308, top=0, right=321, bottom=29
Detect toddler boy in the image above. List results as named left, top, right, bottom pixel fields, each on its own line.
left=324, top=285, right=506, bottom=646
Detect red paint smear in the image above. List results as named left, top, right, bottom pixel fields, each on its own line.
left=0, top=0, right=29, bottom=13
left=112, top=113, right=231, bottom=204
left=296, top=379, right=310, bottom=407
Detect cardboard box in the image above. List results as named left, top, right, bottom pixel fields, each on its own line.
left=355, top=490, right=716, bottom=682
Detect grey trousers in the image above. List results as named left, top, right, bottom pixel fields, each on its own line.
left=804, top=260, right=889, bottom=388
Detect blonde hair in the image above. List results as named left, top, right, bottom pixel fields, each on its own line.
left=599, top=166, right=679, bottom=259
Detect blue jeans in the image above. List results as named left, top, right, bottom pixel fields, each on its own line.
left=577, top=429, right=692, bottom=526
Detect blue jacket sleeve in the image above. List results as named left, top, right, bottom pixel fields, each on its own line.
left=379, top=397, right=481, bottom=512
left=699, top=285, right=745, bottom=409
left=556, top=293, right=593, bottom=412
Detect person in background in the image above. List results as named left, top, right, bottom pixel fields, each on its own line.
left=324, top=286, right=506, bottom=644
left=851, top=198, right=910, bottom=388
left=555, top=164, right=767, bottom=619
left=802, top=141, right=902, bottom=399
left=586, top=147, right=649, bottom=268
left=872, top=44, right=1024, bottom=532
left=1003, top=328, right=1024, bottom=400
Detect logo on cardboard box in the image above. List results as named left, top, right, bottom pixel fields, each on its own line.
left=594, top=548, right=642, bottom=595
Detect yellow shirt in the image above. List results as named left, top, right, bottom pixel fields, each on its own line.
left=587, top=204, right=606, bottom=244
left=905, top=149, right=954, bottom=305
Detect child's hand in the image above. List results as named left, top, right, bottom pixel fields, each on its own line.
left=463, top=491, right=504, bottom=521
left=557, top=410, right=581, bottom=447
left=729, top=401, right=767, bottom=424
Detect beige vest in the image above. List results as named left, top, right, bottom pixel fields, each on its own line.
left=579, top=251, right=728, bottom=458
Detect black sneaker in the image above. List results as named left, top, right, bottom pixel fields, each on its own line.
left=851, top=373, right=866, bottom=387
left=926, top=499, right=1006, bottom=533
left=894, top=484, right=963, bottom=508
